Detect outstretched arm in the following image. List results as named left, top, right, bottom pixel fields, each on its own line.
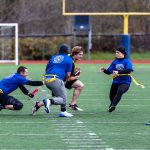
left=26, top=80, right=44, bottom=86
left=100, top=67, right=111, bottom=75
left=19, top=85, right=37, bottom=98
left=19, top=85, right=29, bottom=95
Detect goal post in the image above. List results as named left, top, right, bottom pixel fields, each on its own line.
left=0, top=23, right=18, bottom=65
left=62, top=0, right=150, bottom=58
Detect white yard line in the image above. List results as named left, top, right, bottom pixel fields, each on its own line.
left=54, top=120, right=113, bottom=150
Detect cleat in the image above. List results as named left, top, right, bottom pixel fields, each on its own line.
left=108, top=106, right=116, bottom=112
left=43, top=99, right=50, bottom=113
left=32, top=101, right=40, bottom=115
left=145, top=122, right=150, bottom=125
left=69, top=104, right=83, bottom=111
left=58, top=111, right=73, bottom=117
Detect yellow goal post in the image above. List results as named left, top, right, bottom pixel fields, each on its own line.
left=62, top=0, right=150, bottom=34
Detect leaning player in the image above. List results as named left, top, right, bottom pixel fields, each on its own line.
left=32, top=44, right=74, bottom=117
left=66, top=46, right=84, bottom=111
left=0, top=66, right=44, bottom=111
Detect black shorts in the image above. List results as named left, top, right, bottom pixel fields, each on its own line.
left=0, top=94, right=19, bottom=107
left=65, top=79, right=77, bottom=89
left=0, top=94, right=11, bottom=106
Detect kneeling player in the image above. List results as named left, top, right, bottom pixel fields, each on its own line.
left=0, top=66, right=44, bottom=111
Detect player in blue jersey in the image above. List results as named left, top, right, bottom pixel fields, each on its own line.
left=100, top=47, right=133, bottom=112
left=0, top=66, right=44, bottom=111
left=32, top=44, right=74, bottom=117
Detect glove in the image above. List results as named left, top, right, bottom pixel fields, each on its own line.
left=28, top=93, right=34, bottom=98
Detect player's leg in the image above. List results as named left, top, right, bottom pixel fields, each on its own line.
left=109, top=84, right=118, bottom=108
left=5, top=96, right=23, bottom=110
left=69, top=80, right=84, bottom=111
left=32, top=78, right=66, bottom=115
left=109, top=84, right=130, bottom=112
left=48, top=79, right=73, bottom=117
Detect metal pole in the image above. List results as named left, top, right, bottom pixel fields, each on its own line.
left=88, top=30, right=92, bottom=60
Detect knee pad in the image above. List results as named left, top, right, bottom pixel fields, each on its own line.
left=14, top=102, right=23, bottom=110
left=7, top=96, right=23, bottom=110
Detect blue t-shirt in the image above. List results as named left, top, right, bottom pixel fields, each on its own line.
left=107, top=58, right=133, bottom=84
left=45, top=54, right=73, bottom=81
left=0, top=73, right=29, bottom=94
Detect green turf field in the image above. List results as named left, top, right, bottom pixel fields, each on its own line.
left=0, top=63, right=150, bottom=150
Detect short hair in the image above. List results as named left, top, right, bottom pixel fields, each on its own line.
left=71, top=46, right=83, bottom=56
left=17, top=66, right=27, bottom=73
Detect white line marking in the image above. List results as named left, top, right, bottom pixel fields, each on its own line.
left=63, top=139, right=102, bottom=141
left=88, top=132, right=97, bottom=136
left=54, top=120, right=112, bottom=149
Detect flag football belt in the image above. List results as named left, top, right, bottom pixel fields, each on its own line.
left=112, top=74, right=145, bottom=88
left=0, top=89, right=3, bottom=94
left=44, top=74, right=59, bottom=83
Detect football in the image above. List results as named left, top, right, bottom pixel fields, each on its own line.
left=74, top=67, right=81, bottom=76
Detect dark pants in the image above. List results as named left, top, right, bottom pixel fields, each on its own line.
left=0, top=94, right=23, bottom=110
left=109, top=83, right=130, bottom=107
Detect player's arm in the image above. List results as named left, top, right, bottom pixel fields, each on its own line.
left=19, top=85, right=34, bottom=98
left=65, top=57, right=73, bottom=81
left=69, top=75, right=80, bottom=81
left=118, top=60, right=134, bottom=74
left=19, top=85, right=29, bottom=95
left=118, top=69, right=133, bottom=74
left=26, top=80, right=44, bottom=86
left=100, top=67, right=111, bottom=75
left=65, top=72, right=71, bottom=81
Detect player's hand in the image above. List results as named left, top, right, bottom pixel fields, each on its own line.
left=74, top=67, right=81, bottom=76
left=100, top=67, right=105, bottom=72
left=28, top=93, right=34, bottom=98
left=113, top=70, right=119, bottom=75
left=74, top=74, right=80, bottom=79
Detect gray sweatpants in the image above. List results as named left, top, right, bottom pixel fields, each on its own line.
left=45, top=78, right=67, bottom=111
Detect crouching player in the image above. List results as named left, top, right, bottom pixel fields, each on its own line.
left=66, top=46, right=84, bottom=111
left=0, top=66, right=44, bottom=111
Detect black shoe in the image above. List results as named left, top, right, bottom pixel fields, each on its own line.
left=69, top=104, right=83, bottom=111
left=108, top=106, right=116, bottom=112
left=32, top=101, right=40, bottom=115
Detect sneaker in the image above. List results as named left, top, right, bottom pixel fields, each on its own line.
left=108, top=106, right=116, bottom=112
left=32, top=101, right=40, bottom=115
left=58, top=111, right=74, bottom=117
left=69, top=104, right=83, bottom=111
left=43, top=99, right=50, bottom=113
left=145, top=122, right=150, bottom=125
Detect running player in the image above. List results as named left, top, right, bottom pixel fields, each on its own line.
left=32, top=44, right=74, bottom=117
left=66, top=46, right=84, bottom=111
left=100, top=47, right=133, bottom=112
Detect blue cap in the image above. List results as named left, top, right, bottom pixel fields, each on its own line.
left=59, top=44, right=69, bottom=54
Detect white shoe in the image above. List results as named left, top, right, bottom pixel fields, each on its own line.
left=58, top=111, right=74, bottom=117
left=43, top=99, right=51, bottom=113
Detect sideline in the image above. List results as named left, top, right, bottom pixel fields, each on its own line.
left=20, top=60, right=150, bottom=64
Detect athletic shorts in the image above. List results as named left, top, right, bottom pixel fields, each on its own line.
left=0, top=94, right=11, bottom=106
left=65, top=79, right=77, bottom=89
